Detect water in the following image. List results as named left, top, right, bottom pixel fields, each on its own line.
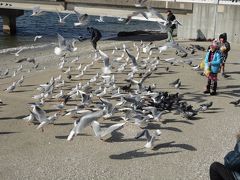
left=0, top=11, right=160, bottom=51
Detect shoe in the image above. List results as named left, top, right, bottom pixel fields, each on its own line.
left=210, top=91, right=217, bottom=96
left=203, top=90, right=210, bottom=94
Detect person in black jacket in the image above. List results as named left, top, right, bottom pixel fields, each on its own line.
left=219, top=33, right=231, bottom=77
left=209, top=134, right=240, bottom=180
left=87, top=27, right=102, bottom=50
left=166, top=10, right=176, bottom=42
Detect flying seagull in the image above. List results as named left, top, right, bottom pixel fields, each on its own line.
left=74, top=9, right=89, bottom=26
left=91, top=121, right=125, bottom=140
left=98, top=50, right=111, bottom=74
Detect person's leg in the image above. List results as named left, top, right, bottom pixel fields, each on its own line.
left=204, top=79, right=211, bottom=94
left=211, top=80, right=217, bottom=95
left=91, top=39, right=97, bottom=50
left=169, top=29, right=173, bottom=42
left=91, top=36, right=100, bottom=50
left=167, top=29, right=173, bottom=42
left=210, top=162, right=235, bottom=180
left=221, top=62, right=225, bottom=75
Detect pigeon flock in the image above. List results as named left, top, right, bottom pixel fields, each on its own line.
left=0, top=3, right=238, bottom=153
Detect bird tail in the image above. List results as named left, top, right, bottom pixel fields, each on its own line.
left=102, top=67, right=111, bottom=74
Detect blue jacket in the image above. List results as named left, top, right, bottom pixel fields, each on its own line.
left=224, top=141, right=240, bottom=180
left=204, top=50, right=222, bottom=74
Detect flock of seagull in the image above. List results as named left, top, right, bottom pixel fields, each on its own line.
left=1, top=1, right=240, bottom=150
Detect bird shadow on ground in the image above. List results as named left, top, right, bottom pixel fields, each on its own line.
left=226, top=71, right=240, bottom=75
left=159, top=126, right=183, bottom=132
left=54, top=122, right=73, bottom=126
left=22, top=84, right=36, bottom=87
left=0, top=132, right=19, bottom=135
left=182, top=91, right=207, bottom=103
left=153, top=141, right=197, bottom=151
left=218, top=85, right=240, bottom=90
left=218, top=90, right=240, bottom=98
left=0, top=115, right=26, bottom=120
left=162, top=118, right=193, bottom=125
left=154, top=71, right=179, bottom=76
left=187, top=116, right=203, bottom=121
left=201, top=107, right=224, bottom=114
left=109, top=116, right=123, bottom=121
left=55, top=133, right=91, bottom=140
left=45, top=109, right=60, bottom=113
left=12, top=90, right=33, bottom=93
left=109, top=148, right=181, bottom=160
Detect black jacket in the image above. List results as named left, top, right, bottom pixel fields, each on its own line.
left=88, top=28, right=102, bottom=41
left=224, top=140, right=240, bottom=180
left=167, top=13, right=176, bottom=30
left=219, top=33, right=230, bottom=59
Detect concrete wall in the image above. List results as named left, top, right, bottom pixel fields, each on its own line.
left=177, top=3, right=240, bottom=43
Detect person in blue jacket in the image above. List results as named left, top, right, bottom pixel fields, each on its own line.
left=203, top=42, right=222, bottom=95
left=210, top=134, right=240, bottom=180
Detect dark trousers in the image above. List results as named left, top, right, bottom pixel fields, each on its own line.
left=91, top=36, right=100, bottom=50
left=210, top=162, right=235, bottom=180
left=206, top=79, right=217, bottom=92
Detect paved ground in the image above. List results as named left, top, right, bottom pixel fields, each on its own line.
left=0, top=38, right=240, bottom=180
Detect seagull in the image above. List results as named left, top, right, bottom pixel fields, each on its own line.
left=11, top=48, right=24, bottom=56
left=135, top=129, right=161, bottom=148
left=135, top=0, right=148, bottom=7
left=34, top=35, right=42, bottom=42
left=95, top=16, right=104, bottom=22
left=5, top=82, right=17, bottom=92
left=143, top=107, right=167, bottom=121
left=169, top=78, right=180, bottom=86
left=16, top=65, right=23, bottom=72
left=54, top=34, right=78, bottom=55
left=2, top=68, right=9, bottom=77
left=29, top=98, right=45, bottom=107
left=74, top=9, right=89, bottom=26
left=125, top=49, right=138, bottom=72
left=31, top=105, right=47, bottom=123
left=23, top=112, right=34, bottom=124
left=174, top=81, right=181, bottom=89
left=53, top=90, right=64, bottom=99
left=117, top=17, right=124, bottom=22
left=12, top=71, right=16, bottom=77
left=16, top=75, right=24, bottom=86
left=91, top=121, right=125, bottom=139
left=99, top=50, right=111, bottom=74
left=67, top=109, right=106, bottom=141
left=31, top=6, right=42, bottom=16
left=197, top=102, right=213, bottom=112
left=125, top=11, right=149, bottom=24
left=56, top=9, right=71, bottom=24
left=230, top=99, right=240, bottom=106
left=36, top=113, right=59, bottom=132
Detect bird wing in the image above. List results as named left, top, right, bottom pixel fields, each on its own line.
left=140, top=70, right=152, bottom=84
left=32, top=6, right=40, bottom=14
left=15, top=58, right=27, bottom=63
left=62, top=13, right=71, bottom=20
left=100, top=122, right=125, bottom=137
left=125, top=49, right=137, bottom=67
left=91, top=121, right=101, bottom=137
left=57, top=33, right=66, bottom=48
left=99, top=50, right=110, bottom=67
left=74, top=9, right=81, bottom=21
left=147, top=6, right=166, bottom=21
left=56, top=9, right=61, bottom=20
